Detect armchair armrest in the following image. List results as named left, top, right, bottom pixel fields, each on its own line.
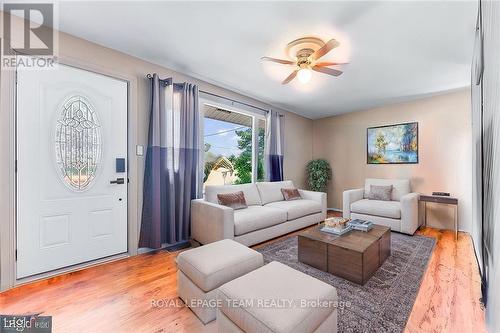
left=343, top=188, right=364, bottom=218
left=298, top=189, right=327, bottom=219
left=191, top=199, right=234, bottom=245
left=400, top=193, right=420, bottom=234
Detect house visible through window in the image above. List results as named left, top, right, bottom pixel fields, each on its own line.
left=203, top=104, right=265, bottom=187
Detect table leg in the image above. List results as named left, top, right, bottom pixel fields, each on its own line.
left=424, top=201, right=427, bottom=227
left=455, top=205, right=458, bottom=240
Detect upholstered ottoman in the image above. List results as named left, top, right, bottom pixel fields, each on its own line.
left=176, top=239, right=264, bottom=324
left=217, top=261, right=338, bottom=333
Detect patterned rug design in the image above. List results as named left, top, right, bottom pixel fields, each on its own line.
left=255, top=232, right=435, bottom=333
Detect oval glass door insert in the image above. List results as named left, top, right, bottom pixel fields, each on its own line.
left=55, top=95, right=101, bottom=191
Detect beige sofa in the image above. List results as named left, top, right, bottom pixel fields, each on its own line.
left=343, top=178, right=420, bottom=235
left=192, top=180, right=327, bottom=246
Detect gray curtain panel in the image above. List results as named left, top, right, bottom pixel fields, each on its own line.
left=265, top=110, right=284, bottom=181
left=471, top=6, right=483, bottom=277
left=478, top=1, right=500, bottom=323
left=140, top=74, right=202, bottom=249
left=472, top=2, right=500, bottom=328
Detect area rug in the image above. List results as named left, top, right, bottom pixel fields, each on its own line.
left=255, top=232, right=436, bottom=333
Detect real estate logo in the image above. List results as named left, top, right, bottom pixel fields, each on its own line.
left=1, top=3, right=58, bottom=70
left=0, top=315, right=52, bottom=333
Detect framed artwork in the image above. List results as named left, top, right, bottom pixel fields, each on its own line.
left=367, top=122, right=418, bottom=164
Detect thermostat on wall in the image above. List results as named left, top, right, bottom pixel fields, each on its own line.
left=136, top=145, right=144, bottom=156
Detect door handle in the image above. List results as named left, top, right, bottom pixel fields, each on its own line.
left=110, top=178, right=125, bottom=185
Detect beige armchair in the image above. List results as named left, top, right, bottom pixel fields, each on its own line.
left=343, top=178, right=420, bottom=235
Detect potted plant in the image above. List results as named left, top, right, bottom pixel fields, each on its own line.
left=306, top=159, right=332, bottom=192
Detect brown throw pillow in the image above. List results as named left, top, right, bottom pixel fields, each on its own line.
left=217, top=191, right=248, bottom=210
left=367, top=185, right=393, bottom=201
left=281, top=188, right=302, bottom=201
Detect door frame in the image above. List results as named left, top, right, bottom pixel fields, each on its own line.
left=0, top=54, right=140, bottom=290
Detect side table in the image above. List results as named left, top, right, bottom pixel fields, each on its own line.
left=419, top=195, right=458, bottom=239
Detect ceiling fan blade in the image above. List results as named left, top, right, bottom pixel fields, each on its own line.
left=261, top=56, right=295, bottom=65
left=314, top=61, right=348, bottom=67
left=311, top=39, right=340, bottom=60
left=312, top=66, right=343, bottom=77
left=282, top=70, right=299, bottom=84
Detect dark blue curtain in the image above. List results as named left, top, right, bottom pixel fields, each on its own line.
left=139, top=74, right=202, bottom=249
left=265, top=110, right=284, bottom=181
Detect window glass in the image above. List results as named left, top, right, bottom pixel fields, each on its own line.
left=55, top=95, right=101, bottom=191
left=203, top=104, right=265, bottom=187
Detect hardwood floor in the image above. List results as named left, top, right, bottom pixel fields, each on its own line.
left=0, top=212, right=486, bottom=333
left=405, top=228, right=486, bottom=333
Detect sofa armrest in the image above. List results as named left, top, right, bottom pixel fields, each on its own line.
left=400, top=192, right=420, bottom=235
left=342, top=188, right=364, bottom=218
left=298, top=189, right=327, bottom=219
left=191, top=199, right=234, bottom=245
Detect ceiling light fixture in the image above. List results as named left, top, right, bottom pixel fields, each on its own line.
left=261, top=37, right=347, bottom=85
left=297, top=68, right=312, bottom=84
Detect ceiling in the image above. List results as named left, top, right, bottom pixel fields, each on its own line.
left=56, top=1, right=477, bottom=119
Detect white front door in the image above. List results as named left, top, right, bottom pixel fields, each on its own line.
left=16, top=62, right=128, bottom=279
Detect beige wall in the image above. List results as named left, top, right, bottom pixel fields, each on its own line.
left=284, top=112, right=313, bottom=188
left=312, top=90, right=472, bottom=232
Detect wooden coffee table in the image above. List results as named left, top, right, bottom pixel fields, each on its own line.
left=298, top=224, right=391, bottom=285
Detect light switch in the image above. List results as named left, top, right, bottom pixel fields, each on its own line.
left=136, top=145, right=144, bottom=156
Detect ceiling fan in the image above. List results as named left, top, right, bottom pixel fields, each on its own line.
left=261, top=37, right=347, bottom=84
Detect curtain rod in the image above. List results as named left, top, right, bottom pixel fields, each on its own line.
left=199, top=90, right=270, bottom=114
left=146, top=73, right=169, bottom=80
left=146, top=74, right=172, bottom=85
left=146, top=74, right=270, bottom=114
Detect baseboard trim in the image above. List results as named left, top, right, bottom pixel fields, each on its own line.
left=328, top=207, right=342, bottom=212
left=14, top=252, right=129, bottom=288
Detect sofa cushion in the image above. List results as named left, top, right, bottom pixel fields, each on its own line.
left=218, top=261, right=337, bottom=333
left=205, top=183, right=262, bottom=206
left=364, top=178, right=410, bottom=201
left=367, top=185, right=393, bottom=201
left=176, top=239, right=263, bottom=292
left=351, top=199, right=401, bottom=219
left=265, top=199, right=322, bottom=220
left=234, top=206, right=287, bottom=236
left=256, top=180, right=295, bottom=204
left=217, top=191, right=248, bottom=210
left=281, top=188, right=302, bottom=201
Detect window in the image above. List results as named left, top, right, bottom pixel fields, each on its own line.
left=55, top=95, right=101, bottom=191
left=203, top=103, right=265, bottom=187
